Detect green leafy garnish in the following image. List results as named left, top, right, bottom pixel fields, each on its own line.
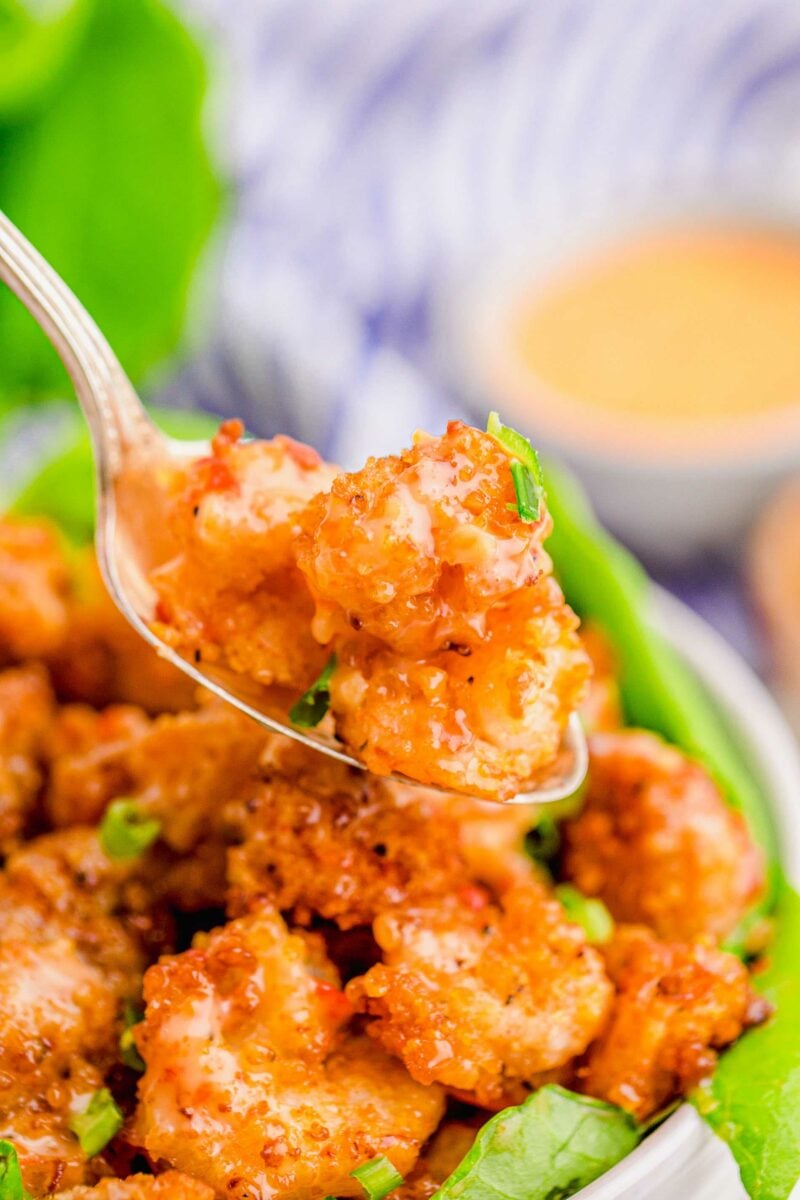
left=100, top=799, right=161, bottom=861
left=289, top=655, right=337, bottom=728
left=487, top=411, right=545, bottom=521
left=555, top=883, right=614, bottom=944
left=68, top=1088, right=123, bottom=1157
left=0, top=1141, right=30, bottom=1200
left=351, top=1154, right=404, bottom=1200
left=433, top=1085, right=640, bottom=1200
left=119, top=1000, right=145, bottom=1072
left=692, top=876, right=800, bottom=1200
left=0, top=0, right=220, bottom=410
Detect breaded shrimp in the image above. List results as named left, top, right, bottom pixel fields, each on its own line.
left=296, top=421, right=556, bottom=655
left=0, top=516, right=70, bottom=663
left=0, top=663, right=55, bottom=851
left=57, top=1174, right=214, bottom=1200
left=50, top=552, right=196, bottom=713
left=228, top=737, right=535, bottom=928
left=0, top=829, right=150, bottom=1193
left=561, top=730, right=765, bottom=941
left=151, top=421, right=337, bottom=692
left=347, top=882, right=612, bottom=1109
left=331, top=582, right=588, bottom=800
left=296, top=422, right=589, bottom=799
left=133, top=905, right=444, bottom=1200
left=579, top=925, right=769, bottom=1119
left=46, top=698, right=268, bottom=909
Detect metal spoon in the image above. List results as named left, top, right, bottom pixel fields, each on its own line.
left=0, top=210, right=588, bottom=804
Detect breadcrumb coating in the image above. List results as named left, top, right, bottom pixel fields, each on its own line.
left=578, top=925, right=769, bottom=1119
left=133, top=906, right=444, bottom=1200
left=347, top=883, right=612, bottom=1109
left=561, top=730, right=765, bottom=941
left=0, top=663, right=55, bottom=851
left=151, top=422, right=337, bottom=692
left=0, top=517, right=70, bottom=663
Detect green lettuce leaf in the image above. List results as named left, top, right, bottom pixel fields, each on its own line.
left=0, top=0, right=92, bottom=120
left=432, top=1085, right=640, bottom=1200
left=0, top=0, right=220, bottom=408
left=693, top=878, right=800, bottom=1200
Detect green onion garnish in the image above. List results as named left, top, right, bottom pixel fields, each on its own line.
left=289, top=654, right=337, bottom=728
left=0, top=1142, right=30, bottom=1200
left=487, top=411, right=545, bottom=521
left=119, top=1001, right=145, bottom=1072
left=68, top=1088, right=124, bottom=1157
left=100, top=799, right=161, bottom=861
left=351, top=1154, right=404, bottom=1200
left=555, top=883, right=614, bottom=944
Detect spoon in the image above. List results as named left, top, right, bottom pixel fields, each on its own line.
left=0, top=210, right=588, bottom=805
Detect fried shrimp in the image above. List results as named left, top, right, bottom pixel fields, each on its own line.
left=228, top=737, right=536, bottom=928
left=296, top=421, right=589, bottom=799
left=579, top=926, right=769, bottom=1119
left=151, top=421, right=337, bottom=693
left=0, top=829, right=150, bottom=1193
left=56, top=1174, right=214, bottom=1200
left=0, top=516, right=70, bottom=663
left=347, top=882, right=612, bottom=1109
left=133, top=905, right=444, bottom=1200
left=0, top=663, right=55, bottom=851
left=561, top=730, right=765, bottom=941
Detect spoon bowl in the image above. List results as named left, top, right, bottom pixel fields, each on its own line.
left=0, top=209, right=587, bottom=805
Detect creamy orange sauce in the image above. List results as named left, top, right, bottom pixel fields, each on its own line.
left=511, top=227, right=800, bottom=426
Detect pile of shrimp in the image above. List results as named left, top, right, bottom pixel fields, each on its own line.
left=0, top=505, right=769, bottom=1200
left=151, top=421, right=590, bottom=801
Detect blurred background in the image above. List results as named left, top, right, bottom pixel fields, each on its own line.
left=2, top=0, right=800, bottom=721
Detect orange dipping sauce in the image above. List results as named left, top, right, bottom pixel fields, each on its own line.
left=500, top=227, right=800, bottom=455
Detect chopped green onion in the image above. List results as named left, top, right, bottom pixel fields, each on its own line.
left=510, top=460, right=541, bottom=523
left=351, top=1155, right=404, bottom=1200
left=555, top=883, right=614, bottom=944
left=487, top=411, right=545, bottom=521
left=119, top=1001, right=145, bottom=1072
left=100, top=799, right=161, bottom=861
left=289, top=654, right=337, bottom=728
left=0, top=1142, right=30, bottom=1200
left=68, top=1088, right=124, bottom=1157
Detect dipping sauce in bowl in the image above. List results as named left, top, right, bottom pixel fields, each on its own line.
left=494, top=226, right=800, bottom=459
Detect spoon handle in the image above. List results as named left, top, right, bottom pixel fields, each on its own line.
left=0, top=209, right=155, bottom=480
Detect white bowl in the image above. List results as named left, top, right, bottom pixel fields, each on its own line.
left=575, top=586, right=800, bottom=1199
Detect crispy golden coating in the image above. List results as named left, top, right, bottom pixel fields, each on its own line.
left=46, top=698, right=267, bottom=910
left=331, top=582, right=589, bottom=801
left=347, top=882, right=612, bottom=1109
left=0, top=829, right=149, bottom=1193
left=296, top=422, right=589, bottom=799
left=561, top=730, right=765, bottom=941
left=50, top=552, right=196, bottom=713
left=133, top=905, right=444, bottom=1200
left=0, top=663, right=56, bottom=851
left=57, top=1173, right=214, bottom=1200
left=296, top=422, right=555, bottom=655
left=151, top=422, right=336, bottom=692
left=0, top=516, right=70, bottom=663
left=228, top=736, right=536, bottom=928
left=579, top=926, right=769, bottom=1119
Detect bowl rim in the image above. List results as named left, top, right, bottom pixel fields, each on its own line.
left=574, top=585, right=800, bottom=1198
